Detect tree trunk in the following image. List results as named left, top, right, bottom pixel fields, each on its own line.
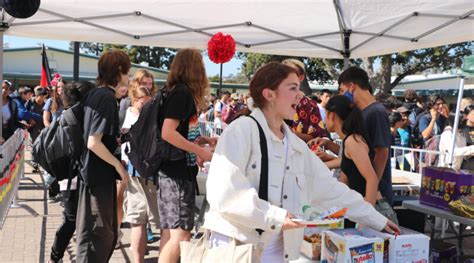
left=380, top=55, right=392, bottom=94
left=362, top=55, right=392, bottom=94
left=362, top=57, right=380, bottom=94
left=300, top=78, right=312, bottom=96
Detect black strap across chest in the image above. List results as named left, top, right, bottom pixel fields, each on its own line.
left=248, top=116, right=269, bottom=236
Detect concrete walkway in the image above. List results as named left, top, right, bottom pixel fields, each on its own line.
left=1, top=156, right=473, bottom=262
left=0, top=163, right=160, bottom=263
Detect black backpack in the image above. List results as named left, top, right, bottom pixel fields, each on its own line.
left=32, top=103, right=85, bottom=181
left=126, top=87, right=185, bottom=181
left=411, top=111, right=428, bottom=148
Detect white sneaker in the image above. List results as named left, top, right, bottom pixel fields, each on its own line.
left=115, top=230, right=123, bottom=249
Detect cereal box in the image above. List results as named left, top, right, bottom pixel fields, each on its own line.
left=301, top=218, right=344, bottom=260
left=320, top=228, right=384, bottom=263
left=362, top=227, right=429, bottom=263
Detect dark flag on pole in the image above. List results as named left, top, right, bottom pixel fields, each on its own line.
left=40, top=44, right=52, bottom=88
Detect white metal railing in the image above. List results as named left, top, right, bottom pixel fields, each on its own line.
left=198, top=121, right=227, bottom=138
left=196, top=121, right=449, bottom=174
left=0, top=129, right=27, bottom=229
left=391, top=145, right=446, bottom=174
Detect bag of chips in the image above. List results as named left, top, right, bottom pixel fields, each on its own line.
left=449, top=195, right=474, bottom=219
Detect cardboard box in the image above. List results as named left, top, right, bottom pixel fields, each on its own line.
left=301, top=218, right=344, bottom=260
left=420, top=167, right=473, bottom=211
left=301, top=240, right=321, bottom=261
left=363, top=227, right=429, bottom=263
left=431, top=240, right=458, bottom=263
left=320, top=228, right=384, bottom=263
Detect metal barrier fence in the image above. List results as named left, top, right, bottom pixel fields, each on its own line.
left=0, top=129, right=27, bottom=229
left=196, top=121, right=449, bottom=174
left=391, top=145, right=446, bottom=173
left=198, top=121, right=227, bottom=137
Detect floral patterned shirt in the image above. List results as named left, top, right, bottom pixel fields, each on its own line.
left=291, top=96, right=328, bottom=139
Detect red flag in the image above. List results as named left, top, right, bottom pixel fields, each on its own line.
left=40, top=45, right=52, bottom=88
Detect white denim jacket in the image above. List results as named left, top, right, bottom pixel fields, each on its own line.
left=203, top=108, right=387, bottom=261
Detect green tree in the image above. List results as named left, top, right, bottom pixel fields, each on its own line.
left=208, top=74, right=221, bottom=82
left=238, top=42, right=473, bottom=95
left=225, top=72, right=249, bottom=84
left=384, top=43, right=472, bottom=93
left=69, top=42, right=104, bottom=56
left=320, top=43, right=472, bottom=94
left=69, top=42, right=176, bottom=70
left=238, top=53, right=339, bottom=95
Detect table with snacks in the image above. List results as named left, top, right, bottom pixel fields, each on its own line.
left=403, top=200, right=474, bottom=255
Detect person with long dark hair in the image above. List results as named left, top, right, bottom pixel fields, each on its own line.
left=324, top=95, right=379, bottom=207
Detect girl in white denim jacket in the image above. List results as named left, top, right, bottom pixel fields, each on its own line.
left=203, top=63, right=399, bottom=262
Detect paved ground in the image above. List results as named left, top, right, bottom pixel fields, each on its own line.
left=1, top=155, right=473, bottom=262
left=0, top=162, right=160, bottom=263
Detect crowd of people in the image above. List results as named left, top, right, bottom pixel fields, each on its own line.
left=380, top=89, right=474, bottom=171
left=1, top=48, right=472, bottom=263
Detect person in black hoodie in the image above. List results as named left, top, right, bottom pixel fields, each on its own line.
left=48, top=81, right=96, bottom=263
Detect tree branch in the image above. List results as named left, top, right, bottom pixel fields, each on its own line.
left=390, top=65, right=429, bottom=89
left=322, top=59, right=340, bottom=79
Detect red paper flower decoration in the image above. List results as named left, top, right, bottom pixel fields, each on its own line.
left=51, top=73, right=62, bottom=87
left=208, top=32, right=236, bottom=64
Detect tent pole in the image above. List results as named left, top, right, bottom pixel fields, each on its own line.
left=343, top=30, right=351, bottom=70
left=218, top=63, right=223, bottom=97
left=343, top=56, right=350, bottom=70
left=448, top=76, right=465, bottom=168
left=73, top=42, right=80, bottom=81
left=0, top=30, right=4, bottom=140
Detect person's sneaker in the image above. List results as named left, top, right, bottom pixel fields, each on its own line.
left=48, top=196, right=59, bottom=204
left=115, top=230, right=123, bottom=249
left=43, top=172, right=56, bottom=188
left=147, top=227, right=154, bottom=243
left=32, top=163, right=40, bottom=173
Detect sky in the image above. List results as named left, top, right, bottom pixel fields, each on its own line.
left=4, top=35, right=243, bottom=77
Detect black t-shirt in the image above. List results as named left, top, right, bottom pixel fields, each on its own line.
left=362, top=102, right=393, bottom=205
left=390, top=131, right=401, bottom=158
left=80, top=87, right=120, bottom=186
left=159, top=84, right=197, bottom=180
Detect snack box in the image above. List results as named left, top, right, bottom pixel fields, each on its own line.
left=301, top=218, right=344, bottom=260
left=431, top=240, right=458, bottom=263
left=320, top=228, right=384, bottom=263
left=420, top=166, right=473, bottom=212
left=362, top=227, right=429, bottom=263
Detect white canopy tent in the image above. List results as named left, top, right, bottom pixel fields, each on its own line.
left=0, top=0, right=473, bottom=165
left=1, top=0, right=473, bottom=60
